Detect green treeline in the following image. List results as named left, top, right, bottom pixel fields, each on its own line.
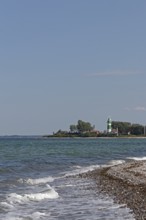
left=46, top=120, right=146, bottom=137
left=112, top=121, right=144, bottom=135
left=70, top=120, right=95, bottom=133
left=48, top=120, right=97, bottom=137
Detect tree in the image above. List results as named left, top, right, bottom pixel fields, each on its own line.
left=77, top=120, right=94, bottom=133
left=130, top=124, right=144, bottom=135
left=112, top=121, right=131, bottom=134
left=112, top=121, right=144, bottom=135
left=70, top=125, right=77, bottom=133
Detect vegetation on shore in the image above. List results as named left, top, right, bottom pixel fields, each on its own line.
left=45, top=120, right=146, bottom=138
left=112, top=121, right=144, bottom=135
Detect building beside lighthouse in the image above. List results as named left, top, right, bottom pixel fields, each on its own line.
left=107, top=117, right=112, bottom=133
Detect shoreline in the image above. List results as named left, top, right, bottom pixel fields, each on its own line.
left=79, top=160, right=146, bottom=220
left=44, top=136, right=146, bottom=139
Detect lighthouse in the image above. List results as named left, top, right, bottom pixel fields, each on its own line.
left=107, top=117, right=112, bottom=133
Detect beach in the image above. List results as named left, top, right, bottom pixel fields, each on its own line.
left=80, top=160, right=146, bottom=220
left=0, top=137, right=145, bottom=219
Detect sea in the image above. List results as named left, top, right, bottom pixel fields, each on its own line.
left=0, top=137, right=146, bottom=220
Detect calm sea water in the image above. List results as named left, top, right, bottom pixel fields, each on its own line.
left=0, top=137, right=146, bottom=220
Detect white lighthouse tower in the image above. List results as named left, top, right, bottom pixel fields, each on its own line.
left=107, top=117, right=112, bottom=133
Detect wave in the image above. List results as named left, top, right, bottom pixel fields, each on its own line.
left=65, top=159, right=127, bottom=176
left=64, top=165, right=100, bottom=177
left=31, top=211, right=47, bottom=219
left=127, top=156, right=146, bottom=161
left=1, top=210, right=49, bottom=220
left=105, top=160, right=125, bottom=166
left=18, top=176, right=54, bottom=185
left=64, top=160, right=126, bottom=177
left=6, top=185, right=59, bottom=204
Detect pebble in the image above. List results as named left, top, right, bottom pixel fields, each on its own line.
left=79, top=160, right=146, bottom=220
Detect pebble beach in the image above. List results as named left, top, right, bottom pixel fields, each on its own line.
left=80, top=160, right=146, bottom=220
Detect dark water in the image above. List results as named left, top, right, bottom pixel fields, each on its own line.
left=0, top=137, right=146, bottom=219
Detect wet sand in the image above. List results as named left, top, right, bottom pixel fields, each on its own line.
left=79, top=160, right=146, bottom=220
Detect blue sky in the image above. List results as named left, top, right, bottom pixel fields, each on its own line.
left=0, top=0, right=146, bottom=135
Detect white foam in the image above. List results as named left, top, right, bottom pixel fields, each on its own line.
left=65, top=161, right=127, bottom=177
left=107, top=160, right=125, bottom=166
left=64, top=165, right=100, bottom=177
left=2, top=217, right=23, bottom=220
left=1, top=212, right=49, bottom=220
left=31, top=211, right=47, bottom=219
left=7, top=185, right=59, bottom=204
left=1, top=201, right=14, bottom=209
left=109, top=204, right=127, bottom=209
left=100, top=160, right=125, bottom=169
left=127, top=156, right=146, bottom=161
left=18, top=176, right=54, bottom=185
left=66, top=161, right=125, bottom=177
left=72, top=165, right=82, bottom=169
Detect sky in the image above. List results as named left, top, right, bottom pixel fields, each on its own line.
left=0, top=0, right=146, bottom=135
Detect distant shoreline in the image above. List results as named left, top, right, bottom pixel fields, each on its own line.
left=44, top=135, right=146, bottom=139
left=0, top=135, right=146, bottom=140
